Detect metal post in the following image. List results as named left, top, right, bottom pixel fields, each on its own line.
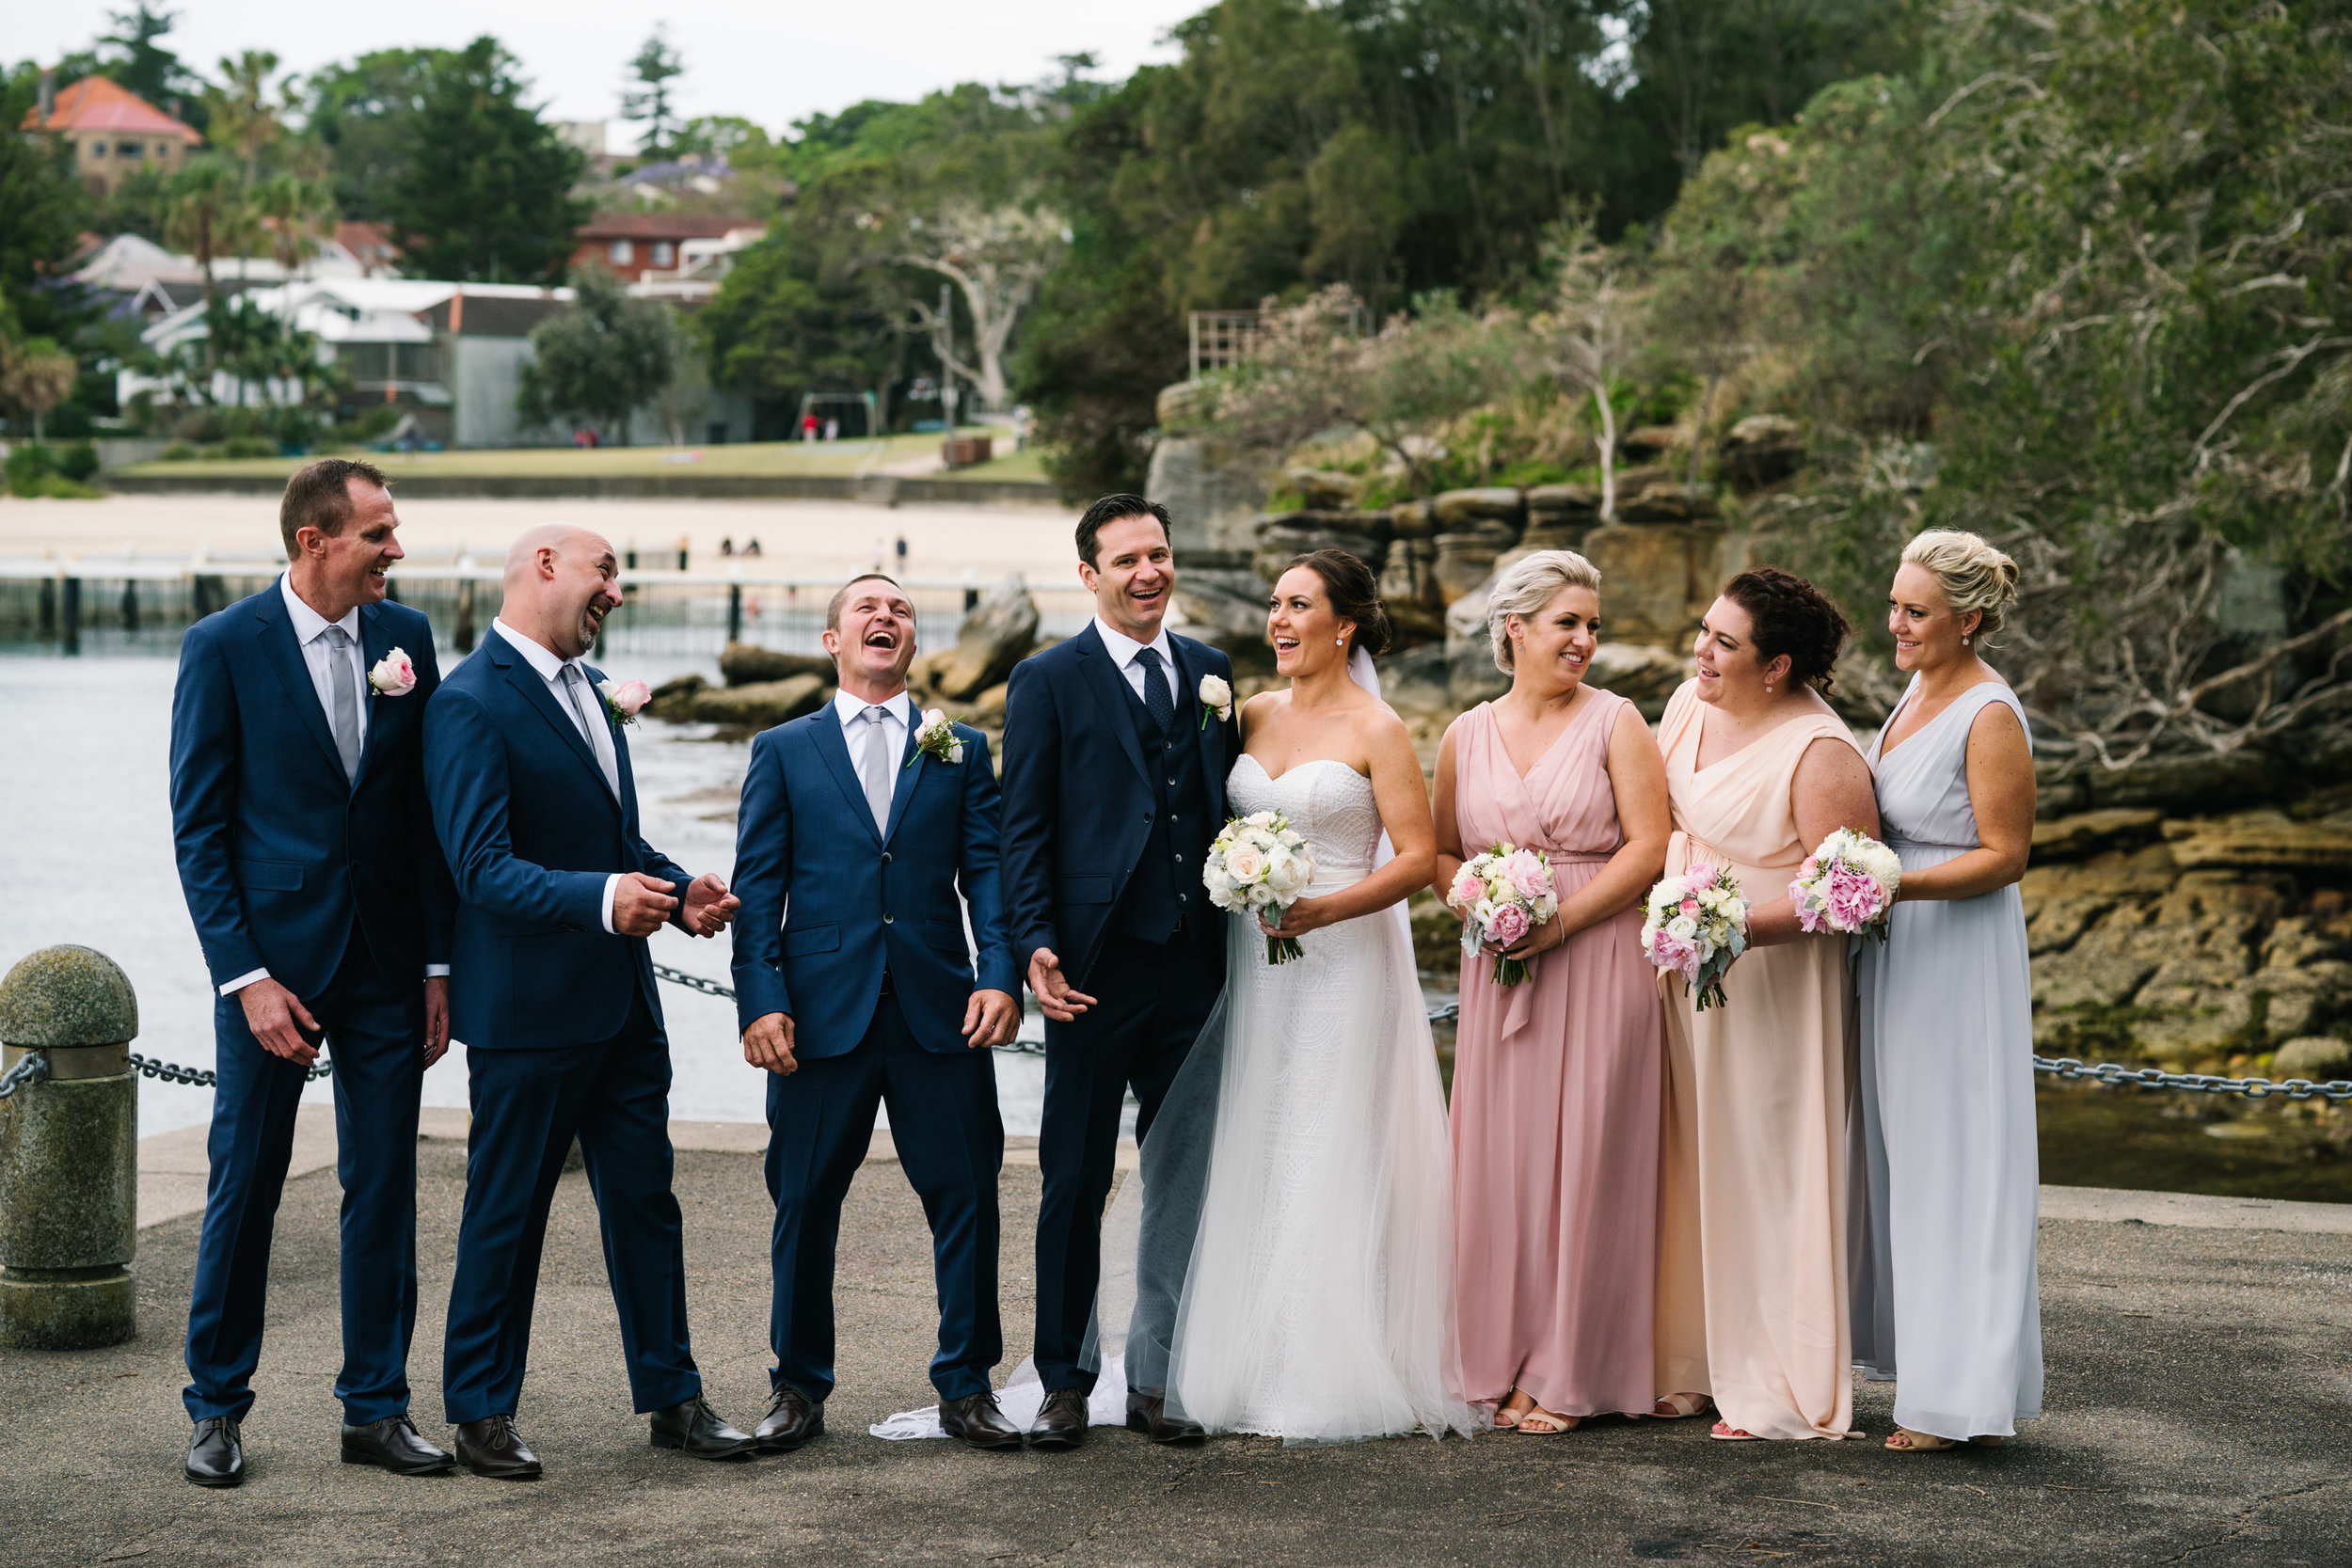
left=727, top=581, right=743, bottom=644
left=625, top=540, right=639, bottom=571
left=676, top=535, right=690, bottom=572
left=120, top=577, right=140, bottom=632
left=38, top=578, right=56, bottom=637
left=453, top=568, right=477, bottom=654
left=60, top=576, right=80, bottom=655
left=0, top=946, right=139, bottom=1350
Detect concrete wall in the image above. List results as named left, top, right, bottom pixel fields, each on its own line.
left=450, top=337, right=566, bottom=450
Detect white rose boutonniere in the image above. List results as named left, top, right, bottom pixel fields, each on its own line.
left=368, top=647, right=418, bottom=697
left=908, top=707, right=965, bottom=767
left=597, top=677, right=651, bottom=726
left=1198, top=673, right=1233, bottom=730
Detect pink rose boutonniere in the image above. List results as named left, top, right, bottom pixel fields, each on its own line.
left=368, top=647, right=418, bottom=697
left=597, top=677, right=651, bottom=727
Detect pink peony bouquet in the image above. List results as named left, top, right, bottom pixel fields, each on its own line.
left=1789, top=828, right=1903, bottom=942
left=1448, top=843, right=1560, bottom=987
left=1640, top=863, right=1749, bottom=1011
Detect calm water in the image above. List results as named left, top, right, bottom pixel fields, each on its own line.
left=0, top=646, right=1053, bottom=1140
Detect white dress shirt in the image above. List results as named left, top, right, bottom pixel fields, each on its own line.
left=832, top=688, right=913, bottom=829
left=493, top=619, right=628, bottom=936
left=1090, top=615, right=1177, bottom=703
left=220, top=578, right=448, bottom=996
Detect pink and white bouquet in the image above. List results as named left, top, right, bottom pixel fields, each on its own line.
left=1641, top=863, right=1748, bottom=1011
left=1202, top=809, right=1316, bottom=964
left=1789, top=828, right=1902, bottom=942
left=1447, top=843, right=1560, bottom=987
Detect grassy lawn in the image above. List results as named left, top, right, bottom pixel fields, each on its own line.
left=117, top=433, right=1049, bottom=484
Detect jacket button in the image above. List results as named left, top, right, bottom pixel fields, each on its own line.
left=882, top=913, right=895, bottom=925
left=1142, top=811, right=1152, bottom=821
left=881, top=851, right=892, bottom=864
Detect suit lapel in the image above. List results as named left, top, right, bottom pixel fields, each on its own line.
left=498, top=645, right=619, bottom=816
left=351, top=603, right=393, bottom=790
left=810, top=710, right=884, bottom=846
left=255, top=594, right=347, bottom=783
left=1172, top=636, right=1229, bottom=824
left=1073, top=626, right=1152, bottom=791
left=586, top=661, right=637, bottom=822
left=882, top=721, right=925, bottom=846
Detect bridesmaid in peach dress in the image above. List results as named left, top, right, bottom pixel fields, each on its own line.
left=1651, top=568, right=1882, bottom=1442
left=1435, top=552, right=1670, bottom=1434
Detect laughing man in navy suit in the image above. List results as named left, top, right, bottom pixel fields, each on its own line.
left=731, top=574, right=1025, bottom=1452
left=424, top=524, right=753, bottom=1480
left=168, top=458, right=457, bottom=1486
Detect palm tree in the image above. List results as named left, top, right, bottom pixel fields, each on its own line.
left=254, top=173, right=336, bottom=277
left=205, top=51, right=285, bottom=184
left=1, top=339, right=80, bottom=443
left=166, top=156, right=252, bottom=316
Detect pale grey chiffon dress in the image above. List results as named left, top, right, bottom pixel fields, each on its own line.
left=1850, top=677, right=2044, bottom=1440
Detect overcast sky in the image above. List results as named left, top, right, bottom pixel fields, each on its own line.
left=15, top=0, right=1200, bottom=147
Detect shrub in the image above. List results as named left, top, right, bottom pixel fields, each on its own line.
left=5, top=442, right=55, bottom=496
left=220, top=436, right=278, bottom=459
left=56, top=440, right=100, bottom=483
left=161, top=441, right=200, bottom=461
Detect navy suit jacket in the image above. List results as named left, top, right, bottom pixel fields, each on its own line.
left=729, top=707, right=1019, bottom=1058
left=423, top=630, right=692, bottom=1052
left=998, top=624, right=1238, bottom=990
left=169, top=581, right=453, bottom=999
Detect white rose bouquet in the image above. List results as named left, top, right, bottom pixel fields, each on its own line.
left=1789, top=828, right=1902, bottom=942
left=1202, top=809, right=1317, bottom=964
left=1445, top=843, right=1560, bottom=987
left=1640, top=863, right=1749, bottom=1011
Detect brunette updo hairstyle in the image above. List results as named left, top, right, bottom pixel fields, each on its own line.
left=1287, top=548, right=1392, bottom=657
left=1719, top=567, right=1851, bottom=696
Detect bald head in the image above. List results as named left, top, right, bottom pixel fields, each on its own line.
left=500, top=524, right=623, bottom=661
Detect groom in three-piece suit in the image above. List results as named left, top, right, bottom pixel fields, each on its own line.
left=1000, top=495, right=1239, bottom=1448
left=167, top=458, right=457, bottom=1486
left=424, top=524, right=753, bottom=1479
left=731, top=573, right=1025, bottom=1451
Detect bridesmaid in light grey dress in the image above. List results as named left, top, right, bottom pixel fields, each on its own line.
left=1851, top=531, right=2043, bottom=1451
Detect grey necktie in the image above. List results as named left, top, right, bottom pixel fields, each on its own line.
left=320, top=625, right=362, bottom=783
left=857, top=705, right=895, bottom=833
left=560, top=664, right=622, bottom=797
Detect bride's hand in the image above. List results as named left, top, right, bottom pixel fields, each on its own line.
left=1260, top=895, right=1336, bottom=940
left=1484, top=912, right=1566, bottom=961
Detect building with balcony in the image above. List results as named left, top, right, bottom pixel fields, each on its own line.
left=570, top=214, right=757, bottom=285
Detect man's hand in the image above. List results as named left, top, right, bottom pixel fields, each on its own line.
left=239, top=977, right=321, bottom=1068
left=612, top=872, right=681, bottom=937
left=743, top=1011, right=797, bottom=1076
left=961, top=988, right=1022, bottom=1049
left=681, top=873, right=741, bottom=938
left=1025, top=947, right=1096, bottom=1023
left=422, top=975, right=451, bottom=1068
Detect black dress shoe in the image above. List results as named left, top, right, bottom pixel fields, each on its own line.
left=1026, top=1387, right=1090, bottom=1449
left=648, top=1395, right=755, bottom=1460
left=454, top=1415, right=542, bottom=1481
left=185, top=1417, right=244, bottom=1487
left=753, top=1384, right=824, bottom=1453
left=939, top=1391, right=1025, bottom=1450
left=341, top=1414, right=456, bottom=1475
left=1125, top=1389, right=1207, bottom=1446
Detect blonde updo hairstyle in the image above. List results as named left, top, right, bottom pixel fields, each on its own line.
left=1487, top=549, right=1604, bottom=673
left=1899, top=529, right=2020, bottom=646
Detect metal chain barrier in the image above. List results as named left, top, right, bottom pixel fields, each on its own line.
left=2034, top=1054, right=2351, bottom=1104
left=122, top=1053, right=333, bottom=1089
left=0, top=1050, right=50, bottom=1100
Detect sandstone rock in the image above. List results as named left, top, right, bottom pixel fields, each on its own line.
left=1447, top=638, right=1511, bottom=706
left=1286, top=467, right=1363, bottom=510
left=1146, top=417, right=1270, bottom=557
left=1616, top=483, right=1719, bottom=524
left=1524, top=483, right=1601, bottom=523
left=1582, top=642, right=1687, bottom=720
left=1432, top=530, right=1515, bottom=604
left=1432, top=487, right=1526, bottom=532
left=1620, top=425, right=1685, bottom=458
left=967, top=682, right=1009, bottom=726
left=936, top=575, right=1040, bottom=701
left=1174, top=566, right=1273, bottom=645
left=1254, top=512, right=1390, bottom=585
left=2273, top=1036, right=2352, bottom=1080
left=1722, top=414, right=1804, bottom=489
left=720, top=641, right=835, bottom=687
left=1154, top=380, right=1215, bottom=428
left=1517, top=524, right=1592, bottom=556
left=687, top=674, right=831, bottom=728
left=2045, top=750, right=2286, bottom=818
left=645, top=673, right=707, bottom=721
left=2030, top=809, right=2164, bottom=864
left=1388, top=499, right=1438, bottom=540
left=2166, top=812, right=2352, bottom=874
left=1581, top=524, right=1719, bottom=645
left=2249, top=961, right=2350, bottom=1040
left=1376, top=642, right=1454, bottom=717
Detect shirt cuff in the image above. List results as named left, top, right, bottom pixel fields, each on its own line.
left=219, top=967, right=269, bottom=997
left=423, top=964, right=450, bottom=979
left=601, top=873, right=621, bottom=935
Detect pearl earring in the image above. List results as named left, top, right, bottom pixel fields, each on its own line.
left=1765, top=684, right=1773, bottom=694
left=1336, top=637, right=1344, bottom=647
left=1962, top=634, right=1972, bottom=646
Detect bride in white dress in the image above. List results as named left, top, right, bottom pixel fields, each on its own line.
left=1139, top=549, right=1478, bottom=1444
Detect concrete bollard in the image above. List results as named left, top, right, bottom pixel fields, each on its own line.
left=0, top=945, right=139, bottom=1349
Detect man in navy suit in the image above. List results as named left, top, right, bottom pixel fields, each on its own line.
left=731, top=574, right=1025, bottom=1451
left=999, top=495, right=1239, bottom=1448
left=424, top=524, right=753, bottom=1479
left=168, top=457, right=457, bottom=1486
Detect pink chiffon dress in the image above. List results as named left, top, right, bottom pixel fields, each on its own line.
left=1449, top=691, right=1662, bottom=1419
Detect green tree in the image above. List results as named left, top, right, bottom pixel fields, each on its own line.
left=203, top=49, right=285, bottom=182
left=384, top=38, right=588, bottom=282
left=517, top=267, right=684, bottom=442
left=0, top=67, right=93, bottom=343
left=94, top=3, right=207, bottom=129
left=0, top=337, right=79, bottom=441
left=621, top=27, right=687, bottom=159
left=164, top=155, right=252, bottom=309
left=305, top=48, right=456, bottom=223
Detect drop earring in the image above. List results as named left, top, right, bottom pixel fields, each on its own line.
left=1962, top=634, right=1972, bottom=646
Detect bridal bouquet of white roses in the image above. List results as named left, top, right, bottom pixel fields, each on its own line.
left=1640, top=863, right=1749, bottom=1011
left=1202, top=810, right=1317, bottom=964
left=1447, top=844, right=1560, bottom=987
left=1789, top=828, right=1902, bottom=942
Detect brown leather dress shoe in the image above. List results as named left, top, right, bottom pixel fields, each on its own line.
left=454, top=1414, right=542, bottom=1481
left=185, top=1417, right=244, bottom=1487
left=341, top=1414, right=456, bottom=1475
left=938, top=1391, right=1025, bottom=1450
left=753, top=1385, right=824, bottom=1453
left=649, top=1395, right=755, bottom=1460
left=1125, top=1389, right=1207, bottom=1446
left=1026, top=1386, right=1089, bottom=1449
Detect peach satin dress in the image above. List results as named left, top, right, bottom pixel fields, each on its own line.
left=1449, top=692, right=1661, bottom=1418
left=1653, top=679, right=1861, bottom=1440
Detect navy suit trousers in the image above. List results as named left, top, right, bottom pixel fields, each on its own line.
left=183, top=942, right=424, bottom=1425
left=764, top=990, right=1003, bottom=1403
left=441, top=995, right=701, bottom=1424
left=1032, top=931, right=1221, bottom=1395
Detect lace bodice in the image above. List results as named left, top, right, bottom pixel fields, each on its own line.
left=1226, top=754, right=1381, bottom=890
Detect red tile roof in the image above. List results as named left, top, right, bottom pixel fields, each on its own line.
left=22, top=76, right=201, bottom=141
left=574, top=213, right=754, bottom=241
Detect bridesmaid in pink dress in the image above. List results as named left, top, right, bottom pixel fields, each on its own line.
left=1434, top=551, right=1670, bottom=1434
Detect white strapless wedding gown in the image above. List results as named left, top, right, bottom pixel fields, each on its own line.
left=1160, top=754, right=1476, bottom=1442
